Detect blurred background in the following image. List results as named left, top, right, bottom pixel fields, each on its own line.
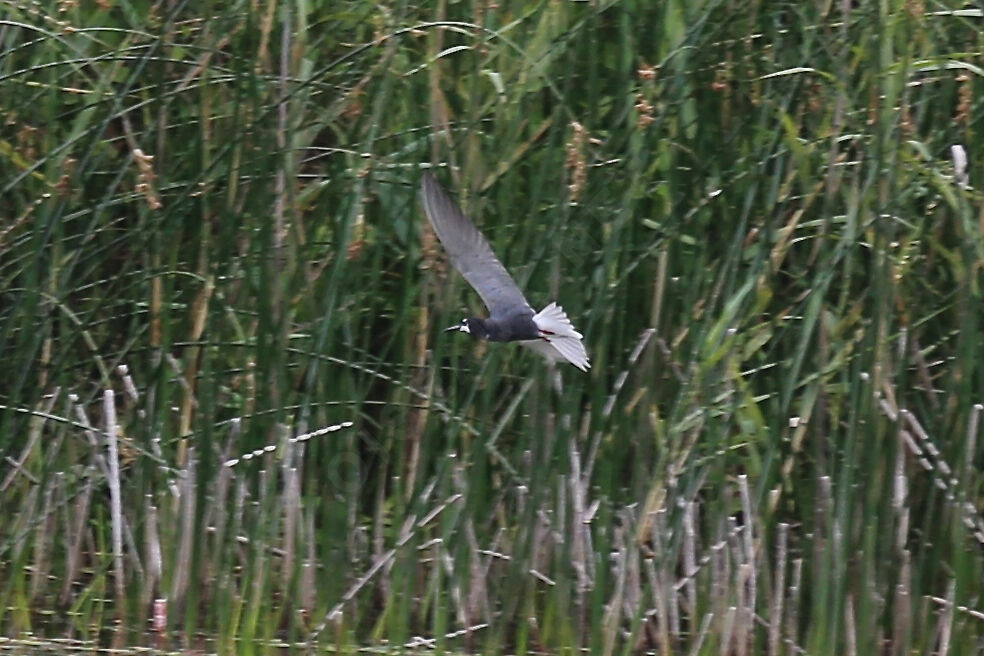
left=1, top=1, right=983, bottom=653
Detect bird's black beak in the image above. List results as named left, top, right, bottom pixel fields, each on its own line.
left=445, top=320, right=469, bottom=334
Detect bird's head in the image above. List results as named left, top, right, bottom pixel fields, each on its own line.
left=444, top=317, right=490, bottom=339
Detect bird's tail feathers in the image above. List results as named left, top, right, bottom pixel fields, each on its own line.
left=520, top=337, right=590, bottom=372
left=532, top=302, right=583, bottom=339
left=550, top=335, right=590, bottom=371
left=528, top=303, right=590, bottom=371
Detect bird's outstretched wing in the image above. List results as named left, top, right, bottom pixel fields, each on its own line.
left=420, top=172, right=531, bottom=319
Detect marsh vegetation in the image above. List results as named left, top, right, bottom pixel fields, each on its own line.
left=1, top=1, right=983, bottom=653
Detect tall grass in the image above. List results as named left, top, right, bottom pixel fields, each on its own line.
left=1, top=0, right=982, bottom=653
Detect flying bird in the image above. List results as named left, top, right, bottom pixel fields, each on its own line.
left=420, top=172, right=590, bottom=371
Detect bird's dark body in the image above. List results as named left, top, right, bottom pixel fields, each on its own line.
left=465, top=311, right=539, bottom=342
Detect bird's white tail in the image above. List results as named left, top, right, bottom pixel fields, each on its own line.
left=526, top=302, right=590, bottom=371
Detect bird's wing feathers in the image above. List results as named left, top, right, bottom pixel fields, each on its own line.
left=420, top=173, right=531, bottom=318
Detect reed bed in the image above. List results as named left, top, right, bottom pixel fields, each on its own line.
left=1, top=1, right=982, bottom=654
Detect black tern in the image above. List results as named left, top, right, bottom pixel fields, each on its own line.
left=420, top=172, right=590, bottom=372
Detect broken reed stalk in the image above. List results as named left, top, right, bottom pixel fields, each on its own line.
left=769, top=522, right=788, bottom=656
left=103, top=390, right=125, bottom=609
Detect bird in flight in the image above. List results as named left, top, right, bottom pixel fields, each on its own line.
left=420, top=172, right=590, bottom=372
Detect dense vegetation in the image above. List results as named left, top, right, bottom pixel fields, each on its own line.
left=1, top=0, right=983, bottom=653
